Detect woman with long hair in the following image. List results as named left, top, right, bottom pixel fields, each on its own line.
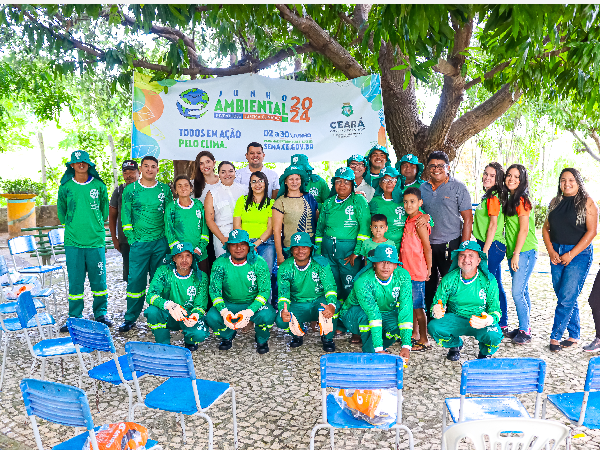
left=542, top=168, right=597, bottom=351
left=192, top=151, right=220, bottom=203
left=503, top=164, right=538, bottom=345
left=204, top=161, right=247, bottom=258
left=233, top=171, right=275, bottom=274
left=472, top=162, right=509, bottom=333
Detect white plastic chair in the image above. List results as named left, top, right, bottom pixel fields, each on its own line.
left=442, top=418, right=570, bottom=450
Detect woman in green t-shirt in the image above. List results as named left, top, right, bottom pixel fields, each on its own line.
left=233, top=171, right=274, bottom=276
left=472, top=162, right=509, bottom=333
left=503, top=164, right=538, bottom=345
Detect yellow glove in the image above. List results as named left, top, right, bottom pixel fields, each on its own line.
left=220, top=308, right=236, bottom=330
left=470, top=312, right=493, bottom=329
left=233, top=309, right=254, bottom=330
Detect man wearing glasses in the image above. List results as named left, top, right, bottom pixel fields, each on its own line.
left=420, top=150, right=473, bottom=319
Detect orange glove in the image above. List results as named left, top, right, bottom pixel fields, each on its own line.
left=233, top=309, right=254, bottom=330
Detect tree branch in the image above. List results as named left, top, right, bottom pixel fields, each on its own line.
left=570, top=129, right=600, bottom=163
left=275, top=4, right=367, bottom=79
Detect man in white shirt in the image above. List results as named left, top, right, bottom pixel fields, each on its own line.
left=235, top=142, right=280, bottom=198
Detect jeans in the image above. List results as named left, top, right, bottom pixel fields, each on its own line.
left=508, top=249, right=537, bottom=332
left=412, top=280, right=425, bottom=309
left=550, top=243, right=593, bottom=341
left=477, top=239, right=508, bottom=328
left=251, top=236, right=275, bottom=306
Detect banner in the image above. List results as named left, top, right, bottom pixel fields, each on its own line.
left=132, top=72, right=386, bottom=162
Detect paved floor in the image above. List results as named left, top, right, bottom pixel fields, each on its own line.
left=1, top=239, right=600, bottom=449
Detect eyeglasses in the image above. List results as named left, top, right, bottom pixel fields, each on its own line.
left=335, top=179, right=352, bottom=185
left=349, top=162, right=365, bottom=168
left=381, top=178, right=397, bottom=184
left=251, top=179, right=265, bottom=184
left=428, top=164, right=447, bottom=170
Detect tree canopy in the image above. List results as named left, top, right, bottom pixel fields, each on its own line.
left=2, top=4, right=599, bottom=162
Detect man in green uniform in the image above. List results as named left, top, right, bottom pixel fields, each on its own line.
left=205, top=229, right=276, bottom=354
left=428, top=241, right=503, bottom=361
left=363, top=145, right=392, bottom=188
left=57, top=151, right=110, bottom=332
left=315, top=167, right=371, bottom=300
left=395, top=154, right=425, bottom=191
left=290, top=154, right=330, bottom=208
left=144, top=242, right=209, bottom=350
left=275, top=232, right=339, bottom=352
left=341, top=244, right=412, bottom=360
left=119, top=155, right=174, bottom=332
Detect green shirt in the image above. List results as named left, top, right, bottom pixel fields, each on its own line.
left=209, top=255, right=271, bottom=313
left=342, top=266, right=413, bottom=350
left=146, top=264, right=208, bottom=316
left=57, top=177, right=109, bottom=248
left=358, top=238, right=396, bottom=258
left=315, top=193, right=371, bottom=255
left=233, top=196, right=273, bottom=239
left=164, top=198, right=209, bottom=260
left=504, top=198, right=538, bottom=258
left=431, top=268, right=501, bottom=324
left=369, top=195, right=406, bottom=247
left=121, top=180, right=173, bottom=243
left=306, top=177, right=330, bottom=209
left=472, top=195, right=505, bottom=245
left=277, top=256, right=337, bottom=308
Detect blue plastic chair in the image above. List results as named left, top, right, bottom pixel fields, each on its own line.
left=441, top=358, right=546, bottom=440
left=0, top=255, right=46, bottom=315
left=20, top=378, right=162, bottom=450
left=126, top=341, right=238, bottom=449
left=309, top=353, right=414, bottom=450
left=67, top=317, right=142, bottom=414
left=16, top=291, right=93, bottom=381
left=543, top=356, right=600, bottom=429
left=48, top=228, right=67, bottom=265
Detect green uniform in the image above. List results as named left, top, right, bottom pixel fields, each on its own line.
left=504, top=198, right=538, bottom=258
left=121, top=180, right=173, bottom=323
left=315, top=193, right=371, bottom=300
left=341, top=266, right=413, bottom=352
left=472, top=195, right=505, bottom=245
left=205, top=255, right=275, bottom=344
left=57, top=177, right=109, bottom=319
left=164, top=198, right=209, bottom=261
left=427, top=268, right=503, bottom=356
left=369, top=195, right=406, bottom=249
left=144, top=264, right=209, bottom=345
left=275, top=256, right=339, bottom=339
left=358, top=238, right=396, bottom=258
left=306, top=176, right=330, bottom=209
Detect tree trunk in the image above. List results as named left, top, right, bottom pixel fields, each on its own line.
left=173, top=160, right=196, bottom=178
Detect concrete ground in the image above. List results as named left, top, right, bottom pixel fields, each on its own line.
left=0, top=232, right=600, bottom=449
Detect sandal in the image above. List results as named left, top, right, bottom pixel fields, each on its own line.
left=350, top=334, right=362, bottom=344
left=549, top=343, right=562, bottom=352
left=560, top=339, right=579, bottom=349
left=411, top=338, right=418, bottom=346
left=411, top=342, right=432, bottom=352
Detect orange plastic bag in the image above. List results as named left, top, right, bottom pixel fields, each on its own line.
left=83, top=422, right=148, bottom=450
left=335, top=389, right=397, bottom=427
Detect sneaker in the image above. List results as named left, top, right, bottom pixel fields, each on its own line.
left=256, top=342, right=269, bottom=354
left=184, top=343, right=199, bottom=352
left=512, top=330, right=532, bottom=345
left=59, top=324, right=69, bottom=333
left=218, top=338, right=234, bottom=351
left=289, top=336, right=303, bottom=348
left=583, top=338, right=600, bottom=352
left=118, top=321, right=136, bottom=332
left=446, top=345, right=462, bottom=361
left=95, top=316, right=113, bottom=327
left=477, top=352, right=491, bottom=359
left=503, top=328, right=519, bottom=339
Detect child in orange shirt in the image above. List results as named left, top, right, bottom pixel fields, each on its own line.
left=400, top=187, right=433, bottom=351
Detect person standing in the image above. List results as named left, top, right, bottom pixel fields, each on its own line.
left=192, top=150, right=220, bottom=204
left=363, top=145, right=392, bottom=188
left=57, top=150, right=110, bottom=332
left=542, top=168, right=597, bottom=352
left=395, top=154, right=425, bottom=190
left=503, top=164, right=538, bottom=345
left=165, top=175, right=210, bottom=273
left=347, top=154, right=375, bottom=202
left=289, top=154, right=330, bottom=209
left=369, top=166, right=405, bottom=249
left=472, top=163, right=509, bottom=334
left=235, top=142, right=280, bottom=198
left=119, top=155, right=173, bottom=332
left=109, top=160, right=139, bottom=282
left=420, top=150, right=473, bottom=318
left=204, top=161, right=247, bottom=258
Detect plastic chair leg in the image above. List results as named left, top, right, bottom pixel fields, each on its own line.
left=180, top=413, right=186, bottom=444
left=395, top=425, right=414, bottom=450
left=309, top=424, right=331, bottom=450
left=329, top=427, right=334, bottom=449
left=0, top=333, right=8, bottom=391
left=198, top=412, right=214, bottom=450
left=231, top=388, right=238, bottom=449
left=40, top=359, right=46, bottom=380
left=395, top=427, right=400, bottom=449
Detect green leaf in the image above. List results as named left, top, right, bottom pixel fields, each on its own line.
left=391, top=64, right=408, bottom=71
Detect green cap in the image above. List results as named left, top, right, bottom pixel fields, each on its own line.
left=163, top=241, right=203, bottom=277
left=284, top=231, right=317, bottom=253
left=367, top=244, right=401, bottom=264
left=277, top=165, right=309, bottom=198
left=347, top=154, right=366, bottom=166
left=328, top=166, right=357, bottom=197
left=291, top=154, right=313, bottom=171
left=379, top=166, right=400, bottom=179
left=170, top=242, right=195, bottom=256
left=395, top=153, right=425, bottom=187
left=60, top=150, right=104, bottom=186
left=222, top=229, right=254, bottom=250
left=448, top=240, right=492, bottom=280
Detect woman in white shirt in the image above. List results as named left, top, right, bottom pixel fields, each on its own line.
left=204, top=161, right=247, bottom=257
left=192, top=151, right=221, bottom=203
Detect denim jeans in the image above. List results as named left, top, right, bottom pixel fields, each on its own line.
left=508, top=249, right=537, bottom=332
left=477, top=239, right=508, bottom=328
left=550, top=243, right=593, bottom=340
left=251, top=236, right=275, bottom=306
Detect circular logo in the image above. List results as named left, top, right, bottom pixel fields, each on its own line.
left=309, top=187, right=319, bottom=196
left=177, top=88, right=209, bottom=119
left=385, top=247, right=394, bottom=257
left=90, top=189, right=99, bottom=199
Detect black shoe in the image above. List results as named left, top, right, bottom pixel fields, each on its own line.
left=59, top=324, right=69, bottom=333
left=446, top=346, right=463, bottom=361
left=512, top=330, right=532, bottom=345
left=118, top=321, right=136, bottom=332
left=95, top=316, right=113, bottom=327
left=185, top=343, right=199, bottom=352
left=290, top=336, right=303, bottom=348
left=218, top=338, right=234, bottom=351
left=256, top=342, right=269, bottom=354
left=504, top=328, right=519, bottom=339
left=477, top=352, right=491, bottom=359
left=322, top=339, right=336, bottom=353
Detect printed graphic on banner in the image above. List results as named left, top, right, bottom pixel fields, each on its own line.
left=132, top=73, right=386, bottom=162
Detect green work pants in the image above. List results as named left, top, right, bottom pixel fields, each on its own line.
left=321, top=236, right=363, bottom=301
left=341, top=306, right=401, bottom=353
left=124, top=238, right=169, bottom=323
left=274, top=296, right=340, bottom=340
left=65, top=246, right=107, bottom=319
left=205, top=301, right=276, bottom=345
left=144, top=305, right=210, bottom=345
left=428, top=313, right=503, bottom=356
